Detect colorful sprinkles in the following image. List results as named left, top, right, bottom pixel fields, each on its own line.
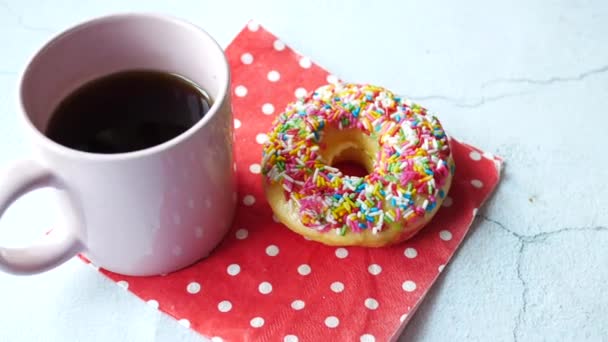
left=261, top=83, right=452, bottom=235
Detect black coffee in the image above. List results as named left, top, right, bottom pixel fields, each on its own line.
left=45, top=70, right=212, bottom=154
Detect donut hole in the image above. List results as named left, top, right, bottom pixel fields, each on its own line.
left=318, top=128, right=377, bottom=178
left=330, top=147, right=372, bottom=177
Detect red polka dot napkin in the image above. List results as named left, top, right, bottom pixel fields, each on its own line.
left=90, top=21, right=503, bottom=342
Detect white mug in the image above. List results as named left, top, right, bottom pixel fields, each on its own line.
left=0, top=14, right=236, bottom=276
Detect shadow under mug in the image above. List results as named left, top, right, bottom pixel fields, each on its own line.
left=0, top=13, right=236, bottom=276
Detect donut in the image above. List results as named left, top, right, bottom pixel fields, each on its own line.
left=261, top=83, right=454, bottom=247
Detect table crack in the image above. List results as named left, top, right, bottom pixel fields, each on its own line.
left=482, top=64, right=608, bottom=88
left=477, top=214, right=608, bottom=341
left=410, top=91, right=529, bottom=109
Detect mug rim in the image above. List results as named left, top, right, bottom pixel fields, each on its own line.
left=18, top=12, right=230, bottom=161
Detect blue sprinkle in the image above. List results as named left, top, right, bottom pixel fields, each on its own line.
left=366, top=216, right=375, bottom=222
left=333, top=194, right=341, bottom=200
left=391, top=198, right=397, bottom=207
left=451, top=164, right=456, bottom=174
left=366, top=95, right=373, bottom=101
left=380, top=189, right=386, bottom=195
left=359, top=223, right=367, bottom=228
left=439, top=190, right=445, bottom=198
left=353, top=107, right=360, bottom=117
left=371, top=207, right=379, bottom=212
left=334, top=97, right=341, bottom=101
left=427, top=202, right=436, bottom=211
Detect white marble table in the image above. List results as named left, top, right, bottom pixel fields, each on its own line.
left=0, top=1, right=606, bottom=341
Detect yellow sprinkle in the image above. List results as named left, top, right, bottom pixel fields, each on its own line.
left=420, top=175, right=432, bottom=183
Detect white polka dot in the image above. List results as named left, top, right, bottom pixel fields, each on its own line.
left=294, top=87, right=307, bottom=98
left=178, top=319, right=190, bottom=328
left=291, top=300, right=305, bottom=310
left=471, top=179, right=484, bottom=188
left=247, top=21, right=259, bottom=31
left=439, top=230, right=453, bottom=241
left=326, top=74, right=339, bottom=84
left=284, top=335, right=299, bottom=342
left=324, top=316, right=339, bottom=328
left=211, top=337, right=224, bottom=342
left=404, top=247, right=418, bottom=259
left=217, top=300, right=232, bottom=312
left=147, top=299, right=159, bottom=309
left=250, top=317, right=264, bottom=328
left=256, top=133, right=269, bottom=144
left=235, top=228, right=248, bottom=239
left=234, top=118, right=241, bottom=129
left=243, top=195, right=256, bottom=206
left=234, top=85, right=247, bottom=97
left=299, top=57, right=312, bottom=69
left=360, top=334, right=376, bottom=342
left=297, top=264, right=311, bottom=276
left=335, top=248, right=348, bottom=259
left=469, top=151, right=482, bottom=161
left=173, top=213, right=181, bottom=225
left=273, top=40, right=286, bottom=51
left=258, top=281, right=273, bottom=294
left=266, top=244, right=279, bottom=256
left=172, top=245, right=182, bottom=256
left=267, top=70, right=280, bottom=82
left=227, top=264, right=241, bottom=276
left=402, top=280, right=417, bottom=292
left=262, top=103, right=275, bottom=115
left=249, top=163, right=261, bottom=174
left=195, top=226, right=203, bottom=239
left=364, top=298, right=379, bottom=310
left=240, top=52, right=253, bottom=64
left=368, top=264, right=382, bottom=275
left=438, top=264, right=445, bottom=272
left=400, top=313, right=408, bottom=322
left=186, top=282, right=201, bottom=294
left=330, top=281, right=344, bottom=293
left=442, top=196, right=453, bottom=207
left=117, top=280, right=128, bottom=289
left=272, top=214, right=280, bottom=222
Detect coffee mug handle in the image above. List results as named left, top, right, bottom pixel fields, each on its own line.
left=0, top=159, right=83, bottom=275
